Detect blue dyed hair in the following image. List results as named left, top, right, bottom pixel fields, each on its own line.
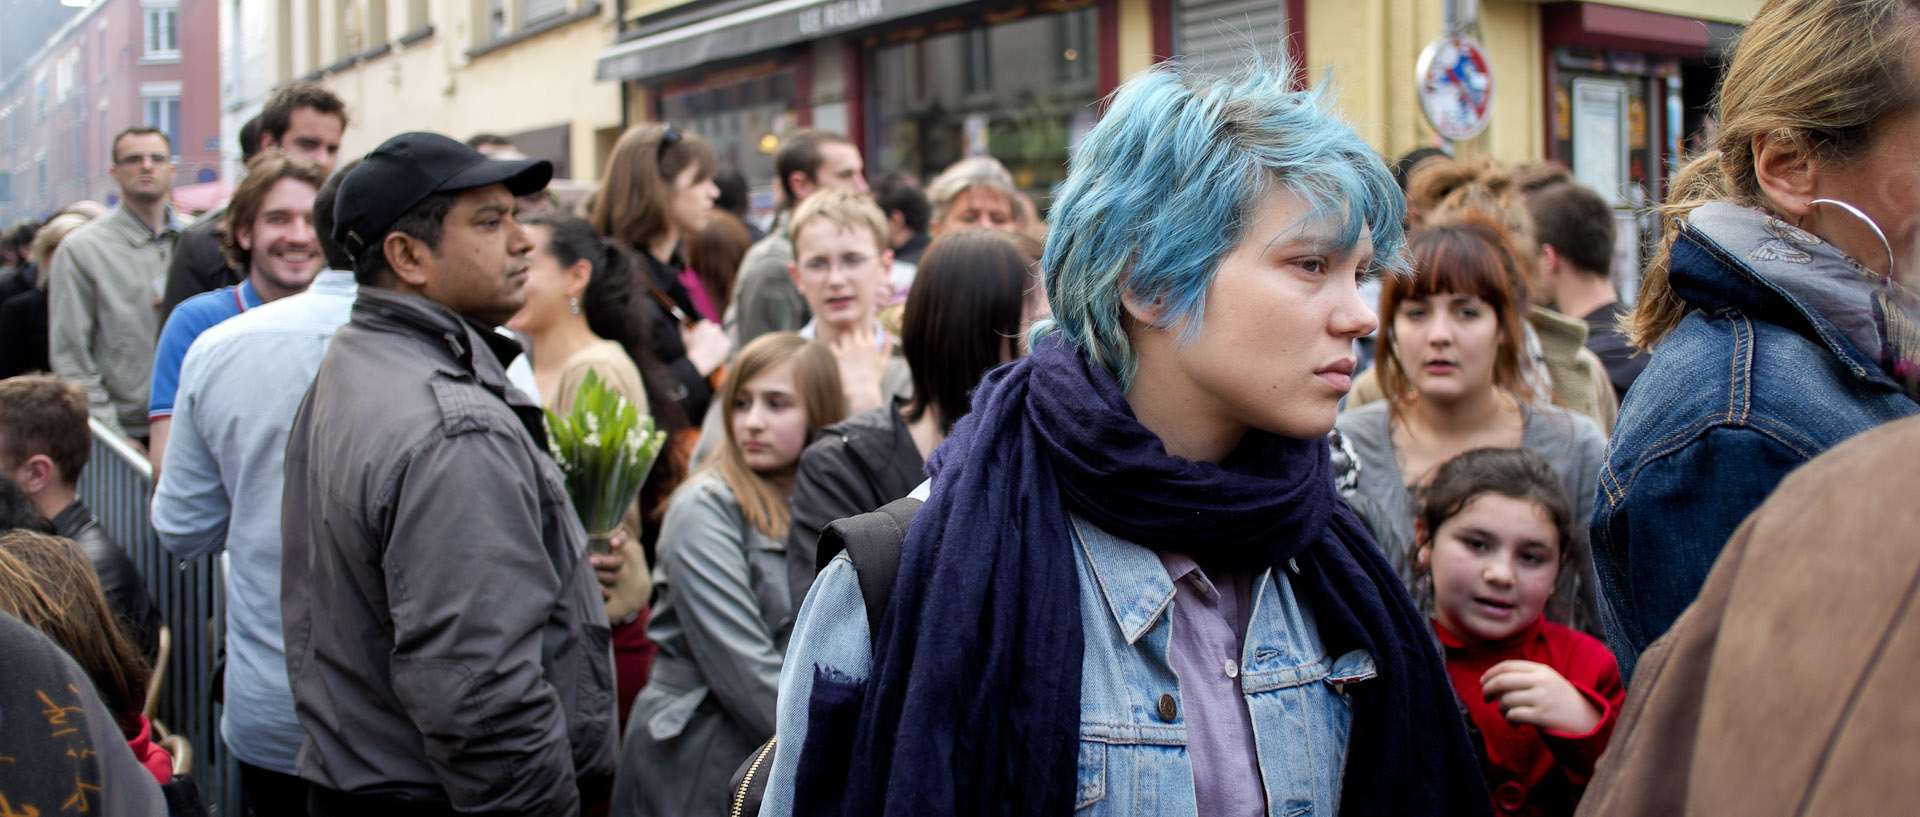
left=1034, top=57, right=1409, bottom=387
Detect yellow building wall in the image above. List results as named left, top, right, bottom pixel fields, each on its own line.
left=321, top=8, right=625, bottom=181
left=1294, top=0, right=1757, bottom=163
left=1117, top=0, right=1159, bottom=78
left=1509, top=0, right=1761, bottom=22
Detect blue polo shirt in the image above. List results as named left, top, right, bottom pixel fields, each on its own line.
left=149, top=278, right=261, bottom=421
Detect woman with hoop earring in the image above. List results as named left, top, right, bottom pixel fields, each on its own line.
left=1594, top=0, right=1920, bottom=684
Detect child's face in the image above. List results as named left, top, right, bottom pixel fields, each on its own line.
left=791, top=220, right=889, bottom=334
left=1421, top=493, right=1561, bottom=644
left=729, top=359, right=810, bottom=476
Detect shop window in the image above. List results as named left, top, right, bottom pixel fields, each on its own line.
left=1053, top=11, right=1091, bottom=83
left=659, top=67, right=799, bottom=216
left=961, top=29, right=991, bottom=96
left=1550, top=48, right=1675, bottom=302
left=144, top=0, right=180, bottom=60
left=867, top=6, right=1101, bottom=207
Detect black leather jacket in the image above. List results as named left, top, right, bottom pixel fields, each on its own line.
left=53, top=499, right=163, bottom=662
left=784, top=399, right=927, bottom=605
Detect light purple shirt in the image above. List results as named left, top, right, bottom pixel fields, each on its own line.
left=1158, top=552, right=1266, bottom=817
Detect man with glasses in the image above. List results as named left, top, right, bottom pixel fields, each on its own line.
left=786, top=187, right=909, bottom=415
left=48, top=126, right=183, bottom=445
left=732, top=128, right=870, bottom=348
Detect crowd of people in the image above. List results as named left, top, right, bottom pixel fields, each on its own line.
left=3, top=0, right=1920, bottom=814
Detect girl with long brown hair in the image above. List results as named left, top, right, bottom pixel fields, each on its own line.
left=0, top=530, right=168, bottom=784
left=612, top=333, right=843, bottom=817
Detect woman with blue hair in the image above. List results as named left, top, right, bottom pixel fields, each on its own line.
left=752, top=59, right=1491, bottom=817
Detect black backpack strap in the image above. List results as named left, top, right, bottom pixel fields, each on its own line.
left=726, top=497, right=921, bottom=814
left=816, top=496, right=922, bottom=647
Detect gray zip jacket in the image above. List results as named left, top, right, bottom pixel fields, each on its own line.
left=46, top=203, right=180, bottom=437
left=281, top=287, right=616, bottom=815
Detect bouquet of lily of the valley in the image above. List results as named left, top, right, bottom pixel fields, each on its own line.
left=545, top=370, right=668, bottom=554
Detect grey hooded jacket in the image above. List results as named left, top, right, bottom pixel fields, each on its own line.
left=281, top=287, right=615, bottom=815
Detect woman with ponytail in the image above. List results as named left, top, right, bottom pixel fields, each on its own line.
left=1592, top=0, right=1920, bottom=682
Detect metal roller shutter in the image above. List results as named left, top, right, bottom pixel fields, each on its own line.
left=1175, top=0, right=1290, bottom=77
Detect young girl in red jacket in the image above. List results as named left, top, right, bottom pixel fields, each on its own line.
left=1414, top=447, right=1624, bottom=817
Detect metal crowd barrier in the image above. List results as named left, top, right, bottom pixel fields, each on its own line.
left=81, top=418, right=241, bottom=813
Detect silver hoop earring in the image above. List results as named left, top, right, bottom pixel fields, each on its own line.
left=569, top=297, right=580, bottom=316
left=1809, top=198, right=1896, bottom=282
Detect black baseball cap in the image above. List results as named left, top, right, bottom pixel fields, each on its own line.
left=333, top=131, right=553, bottom=262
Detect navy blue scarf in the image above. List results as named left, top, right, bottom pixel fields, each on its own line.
left=794, top=335, right=1489, bottom=816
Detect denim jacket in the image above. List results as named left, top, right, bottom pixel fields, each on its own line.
left=1591, top=220, right=1918, bottom=682
left=758, top=515, right=1374, bottom=816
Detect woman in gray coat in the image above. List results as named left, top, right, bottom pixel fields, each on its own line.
left=613, top=333, right=845, bottom=817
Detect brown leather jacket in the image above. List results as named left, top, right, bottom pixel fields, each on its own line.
left=1577, top=414, right=1920, bottom=816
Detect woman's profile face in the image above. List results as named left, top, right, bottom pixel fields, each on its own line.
left=668, top=163, right=719, bottom=237
left=1133, top=187, right=1379, bottom=443
left=505, top=223, right=576, bottom=334
left=1391, top=290, right=1503, bottom=405
left=1805, top=102, right=1920, bottom=285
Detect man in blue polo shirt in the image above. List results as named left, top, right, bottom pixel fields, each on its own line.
left=147, top=153, right=328, bottom=472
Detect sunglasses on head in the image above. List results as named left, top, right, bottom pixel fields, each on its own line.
left=657, top=124, right=681, bottom=165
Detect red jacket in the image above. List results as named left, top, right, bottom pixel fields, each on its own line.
left=128, top=714, right=173, bottom=785
left=1437, top=617, right=1623, bottom=817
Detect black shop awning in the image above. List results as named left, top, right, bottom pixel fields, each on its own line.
left=595, top=0, right=973, bottom=82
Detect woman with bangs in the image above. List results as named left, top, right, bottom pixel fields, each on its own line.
left=1336, top=219, right=1607, bottom=637
left=755, top=56, right=1490, bottom=817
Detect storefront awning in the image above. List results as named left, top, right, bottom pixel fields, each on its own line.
left=596, top=0, right=972, bottom=82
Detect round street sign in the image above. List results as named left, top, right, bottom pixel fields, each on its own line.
left=1416, top=35, right=1494, bottom=141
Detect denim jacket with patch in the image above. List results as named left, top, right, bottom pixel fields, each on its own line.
left=757, top=514, right=1373, bottom=816
left=1591, top=219, right=1918, bottom=683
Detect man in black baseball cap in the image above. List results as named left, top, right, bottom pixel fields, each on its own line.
left=281, top=131, right=616, bottom=816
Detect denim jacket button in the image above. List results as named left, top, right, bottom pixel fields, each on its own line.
left=1156, top=693, right=1178, bottom=722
